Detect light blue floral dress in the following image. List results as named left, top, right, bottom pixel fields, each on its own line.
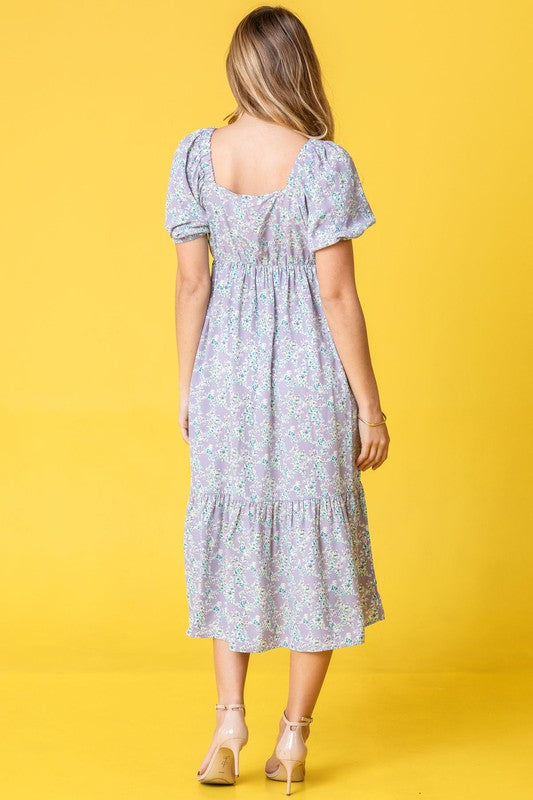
left=165, top=126, right=385, bottom=652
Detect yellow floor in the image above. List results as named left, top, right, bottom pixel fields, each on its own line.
left=1, top=670, right=531, bottom=799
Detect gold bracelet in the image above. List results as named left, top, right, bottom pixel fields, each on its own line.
left=357, top=410, right=387, bottom=426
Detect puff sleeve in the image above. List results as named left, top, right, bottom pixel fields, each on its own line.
left=164, top=129, right=210, bottom=243
left=306, top=141, right=376, bottom=252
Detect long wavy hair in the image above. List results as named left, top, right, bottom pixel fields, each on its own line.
left=224, top=5, right=334, bottom=141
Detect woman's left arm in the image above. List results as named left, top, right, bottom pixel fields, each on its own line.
left=174, top=236, right=211, bottom=444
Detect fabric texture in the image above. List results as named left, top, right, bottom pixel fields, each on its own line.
left=165, top=126, right=385, bottom=652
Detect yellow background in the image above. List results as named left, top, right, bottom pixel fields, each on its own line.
left=1, top=1, right=531, bottom=797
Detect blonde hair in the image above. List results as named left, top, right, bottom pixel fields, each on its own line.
left=224, top=5, right=334, bottom=141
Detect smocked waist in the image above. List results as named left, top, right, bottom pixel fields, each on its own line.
left=211, top=256, right=317, bottom=273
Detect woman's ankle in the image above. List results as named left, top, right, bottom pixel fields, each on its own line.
left=284, top=705, right=313, bottom=721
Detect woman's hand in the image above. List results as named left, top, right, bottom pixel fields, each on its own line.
left=356, top=411, right=390, bottom=470
left=178, top=389, right=190, bottom=444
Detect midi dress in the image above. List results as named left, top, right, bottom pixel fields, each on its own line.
left=164, top=125, right=385, bottom=653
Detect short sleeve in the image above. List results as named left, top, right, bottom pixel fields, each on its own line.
left=164, top=129, right=210, bottom=243
left=306, top=141, right=376, bottom=252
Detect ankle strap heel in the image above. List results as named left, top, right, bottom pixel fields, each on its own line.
left=265, top=710, right=314, bottom=795
left=215, top=703, right=246, bottom=712
left=282, top=710, right=313, bottom=727
left=196, top=703, right=248, bottom=784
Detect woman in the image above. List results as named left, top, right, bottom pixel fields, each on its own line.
left=164, top=5, right=389, bottom=793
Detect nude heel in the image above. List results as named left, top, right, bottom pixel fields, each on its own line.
left=196, top=703, right=248, bottom=784
left=282, top=759, right=303, bottom=795
left=265, top=710, right=313, bottom=795
left=225, top=737, right=246, bottom=777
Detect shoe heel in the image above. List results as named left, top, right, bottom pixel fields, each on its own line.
left=225, top=737, right=247, bottom=777
left=197, top=703, right=247, bottom=784
left=265, top=710, right=313, bottom=793
left=281, top=759, right=303, bottom=796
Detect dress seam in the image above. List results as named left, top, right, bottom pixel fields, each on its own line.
left=187, top=486, right=362, bottom=506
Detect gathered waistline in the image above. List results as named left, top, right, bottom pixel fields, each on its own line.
left=211, top=257, right=317, bottom=271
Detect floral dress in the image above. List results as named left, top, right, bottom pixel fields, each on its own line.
left=164, top=125, right=385, bottom=652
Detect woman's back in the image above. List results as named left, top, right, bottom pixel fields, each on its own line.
left=209, top=122, right=310, bottom=196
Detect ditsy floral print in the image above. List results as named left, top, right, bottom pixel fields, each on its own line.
left=165, top=126, right=384, bottom=652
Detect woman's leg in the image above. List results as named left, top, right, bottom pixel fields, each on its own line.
left=197, top=638, right=251, bottom=775
left=265, top=648, right=333, bottom=773
left=285, top=648, right=333, bottom=718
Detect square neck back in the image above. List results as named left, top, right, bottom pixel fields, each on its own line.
left=205, top=126, right=314, bottom=200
